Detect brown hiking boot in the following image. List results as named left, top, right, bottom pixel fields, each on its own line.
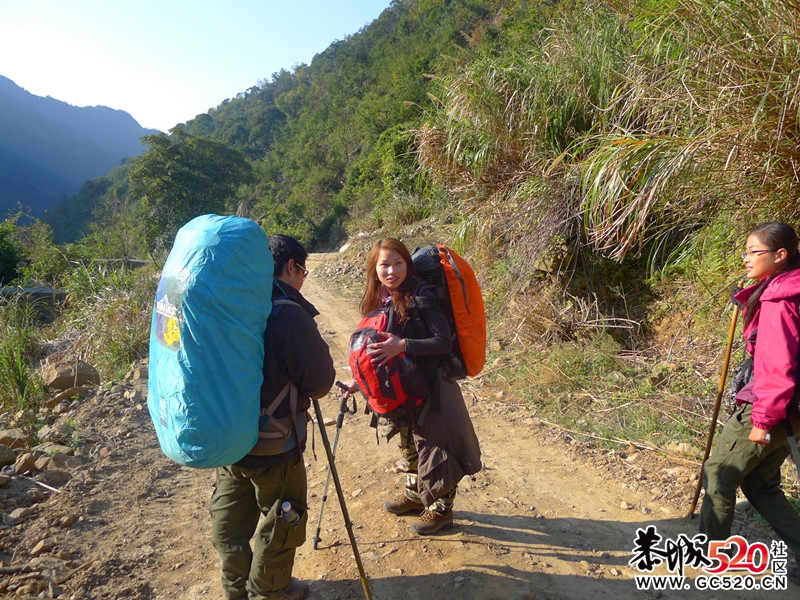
left=410, top=509, right=454, bottom=535
left=383, top=493, right=424, bottom=515
left=265, top=579, right=309, bottom=600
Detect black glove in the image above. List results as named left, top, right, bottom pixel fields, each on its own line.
left=730, top=285, right=744, bottom=309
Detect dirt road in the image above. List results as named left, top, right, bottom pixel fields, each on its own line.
left=3, top=252, right=795, bottom=599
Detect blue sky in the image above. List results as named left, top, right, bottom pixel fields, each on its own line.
left=0, top=0, right=392, bottom=131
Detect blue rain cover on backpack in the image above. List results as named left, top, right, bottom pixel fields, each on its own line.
left=147, top=214, right=273, bottom=468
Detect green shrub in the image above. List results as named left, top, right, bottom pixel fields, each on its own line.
left=0, top=297, right=44, bottom=412
left=59, top=263, right=156, bottom=380
left=0, top=220, right=21, bottom=285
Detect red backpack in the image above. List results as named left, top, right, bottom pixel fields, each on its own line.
left=348, top=307, right=431, bottom=420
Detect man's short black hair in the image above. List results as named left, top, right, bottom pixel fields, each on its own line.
left=268, top=234, right=308, bottom=275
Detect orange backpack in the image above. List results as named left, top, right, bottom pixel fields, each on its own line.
left=411, top=244, right=486, bottom=379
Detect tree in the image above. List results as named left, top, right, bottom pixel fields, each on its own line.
left=128, top=132, right=253, bottom=256
left=0, top=219, right=21, bottom=285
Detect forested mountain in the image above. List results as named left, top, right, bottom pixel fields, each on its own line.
left=38, top=0, right=800, bottom=281
left=45, top=0, right=509, bottom=247
left=0, top=75, right=156, bottom=217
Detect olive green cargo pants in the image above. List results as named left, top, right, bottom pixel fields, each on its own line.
left=210, top=458, right=308, bottom=600
left=699, top=402, right=800, bottom=558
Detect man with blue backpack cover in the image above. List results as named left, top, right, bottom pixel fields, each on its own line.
left=210, top=233, right=335, bottom=600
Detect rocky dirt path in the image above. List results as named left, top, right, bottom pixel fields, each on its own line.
left=1, top=252, right=796, bottom=599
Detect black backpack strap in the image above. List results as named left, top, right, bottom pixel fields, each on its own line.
left=258, top=381, right=296, bottom=439
left=386, top=303, right=397, bottom=334
left=371, top=413, right=380, bottom=444
left=413, top=295, right=439, bottom=311
left=411, top=280, right=439, bottom=305
left=250, top=382, right=308, bottom=456
left=271, top=296, right=300, bottom=316
left=439, top=246, right=470, bottom=311
left=263, top=296, right=302, bottom=440
left=250, top=296, right=308, bottom=456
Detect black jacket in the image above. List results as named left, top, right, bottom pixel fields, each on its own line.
left=388, top=287, right=482, bottom=501
left=236, top=280, right=335, bottom=468
left=389, top=286, right=452, bottom=375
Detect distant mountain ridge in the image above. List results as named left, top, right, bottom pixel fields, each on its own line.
left=0, top=75, right=157, bottom=217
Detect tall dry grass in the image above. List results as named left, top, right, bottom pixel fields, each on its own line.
left=576, top=0, right=800, bottom=261
left=417, top=0, right=800, bottom=275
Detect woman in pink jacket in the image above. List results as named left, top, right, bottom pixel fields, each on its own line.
left=700, top=222, right=800, bottom=581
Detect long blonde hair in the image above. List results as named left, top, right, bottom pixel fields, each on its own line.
left=359, top=238, right=418, bottom=322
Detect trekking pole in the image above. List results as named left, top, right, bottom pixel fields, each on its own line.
left=687, top=300, right=740, bottom=518
left=311, top=395, right=373, bottom=600
left=312, top=381, right=356, bottom=550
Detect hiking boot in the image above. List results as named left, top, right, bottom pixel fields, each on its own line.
left=384, top=493, right=424, bottom=515
left=265, top=579, right=309, bottom=600
left=410, top=509, right=453, bottom=535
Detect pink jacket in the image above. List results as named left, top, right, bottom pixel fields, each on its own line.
left=733, top=268, right=800, bottom=429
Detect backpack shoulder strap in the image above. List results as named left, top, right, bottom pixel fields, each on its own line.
left=260, top=296, right=303, bottom=440
left=271, top=296, right=300, bottom=318
left=439, top=246, right=469, bottom=306
left=411, top=282, right=440, bottom=310
left=259, top=381, right=299, bottom=439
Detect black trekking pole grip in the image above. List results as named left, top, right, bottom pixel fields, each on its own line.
left=336, top=389, right=348, bottom=430
left=311, top=397, right=373, bottom=600
left=335, top=380, right=357, bottom=423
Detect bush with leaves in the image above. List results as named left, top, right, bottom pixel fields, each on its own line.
left=0, top=296, right=44, bottom=414
left=59, top=262, right=156, bottom=381
left=0, top=218, right=21, bottom=285
left=128, top=131, right=253, bottom=259
left=16, top=219, right=74, bottom=289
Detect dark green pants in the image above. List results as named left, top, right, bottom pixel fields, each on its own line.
left=210, top=458, right=308, bottom=600
left=699, top=402, right=800, bottom=558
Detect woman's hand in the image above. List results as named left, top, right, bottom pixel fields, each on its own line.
left=749, top=425, right=771, bottom=446
left=367, top=332, right=405, bottom=366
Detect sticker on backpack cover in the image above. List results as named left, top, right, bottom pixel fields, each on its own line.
left=153, top=269, right=190, bottom=350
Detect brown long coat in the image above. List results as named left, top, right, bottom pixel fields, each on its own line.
left=412, top=377, right=482, bottom=507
